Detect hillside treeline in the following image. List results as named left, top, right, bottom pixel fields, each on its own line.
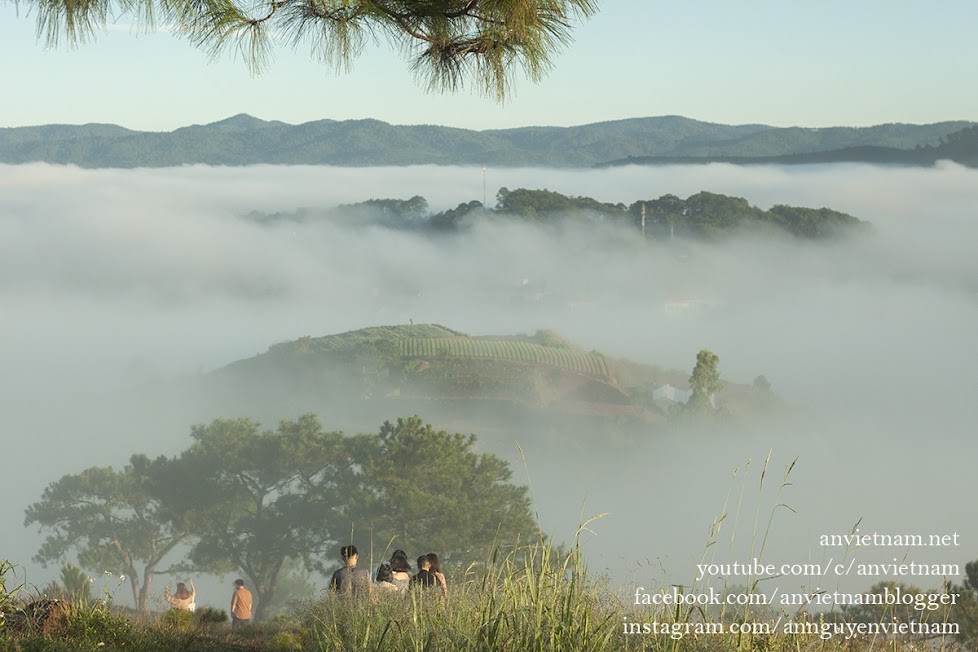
left=250, top=188, right=868, bottom=241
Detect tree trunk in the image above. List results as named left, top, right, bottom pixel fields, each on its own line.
left=127, top=574, right=142, bottom=611
left=137, top=569, right=153, bottom=613
left=253, top=586, right=274, bottom=622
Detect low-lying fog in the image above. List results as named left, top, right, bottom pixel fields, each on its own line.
left=1, top=161, right=975, bottom=604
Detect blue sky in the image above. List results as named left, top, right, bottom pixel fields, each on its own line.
left=2, top=0, right=976, bottom=131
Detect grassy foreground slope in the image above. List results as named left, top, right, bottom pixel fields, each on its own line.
left=4, top=542, right=970, bottom=652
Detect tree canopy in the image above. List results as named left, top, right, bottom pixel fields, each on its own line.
left=24, top=0, right=597, bottom=100
left=23, top=455, right=194, bottom=612
left=495, top=187, right=624, bottom=221
left=687, top=349, right=721, bottom=412
left=178, top=415, right=359, bottom=621
left=356, top=416, right=538, bottom=560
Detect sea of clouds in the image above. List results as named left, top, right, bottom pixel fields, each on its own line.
left=2, top=161, right=975, bottom=600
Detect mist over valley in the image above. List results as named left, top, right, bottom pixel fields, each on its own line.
left=2, top=161, right=975, bottom=606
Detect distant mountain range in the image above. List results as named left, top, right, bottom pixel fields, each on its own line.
left=1, top=114, right=975, bottom=168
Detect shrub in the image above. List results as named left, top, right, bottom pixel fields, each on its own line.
left=160, top=607, right=196, bottom=631
left=194, top=605, right=228, bottom=625
left=60, top=600, right=135, bottom=647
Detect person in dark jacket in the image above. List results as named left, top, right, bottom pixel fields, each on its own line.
left=330, top=545, right=370, bottom=597
left=426, top=553, right=448, bottom=599
left=411, top=555, right=436, bottom=588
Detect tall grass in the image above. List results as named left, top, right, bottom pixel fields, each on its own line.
left=0, top=560, right=21, bottom=634
left=2, top=454, right=968, bottom=651
left=298, top=522, right=620, bottom=652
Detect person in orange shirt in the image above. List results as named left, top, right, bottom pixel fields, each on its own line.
left=230, top=579, right=253, bottom=629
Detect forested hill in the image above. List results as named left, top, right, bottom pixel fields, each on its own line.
left=251, top=188, right=869, bottom=241
left=0, top=114, right=974, bottom=168
left=600, top=125, right=978, bottom=168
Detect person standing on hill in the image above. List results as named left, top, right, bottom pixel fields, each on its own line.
left=373, top=562, right=400, bottom=596
left=164, top=580, right=196, bottom=612
left=426, top=553, right=448, bottom=600
left=388, top=550, right=412, bottom=595
left=411, top=555, right=436, bottom=589
left=330, top=545, right=371, bottom=597
left=230, top=579, right=252, bottom=629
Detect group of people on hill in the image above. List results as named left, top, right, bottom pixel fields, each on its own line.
left=164, top=577, right=253, bottom=629
left=329, top=545, right=448, bottom=600
left=162, top=544, right=444, bottom=626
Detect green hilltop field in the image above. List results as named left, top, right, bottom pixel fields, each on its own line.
left=195, top=324, right=782, bottom=431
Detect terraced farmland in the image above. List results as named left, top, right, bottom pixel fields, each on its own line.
left=399, top=337, right=609, bottom=379
left=273, top=324, right=462, bottom=353
left=263, top=324, right=611, bottom=380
